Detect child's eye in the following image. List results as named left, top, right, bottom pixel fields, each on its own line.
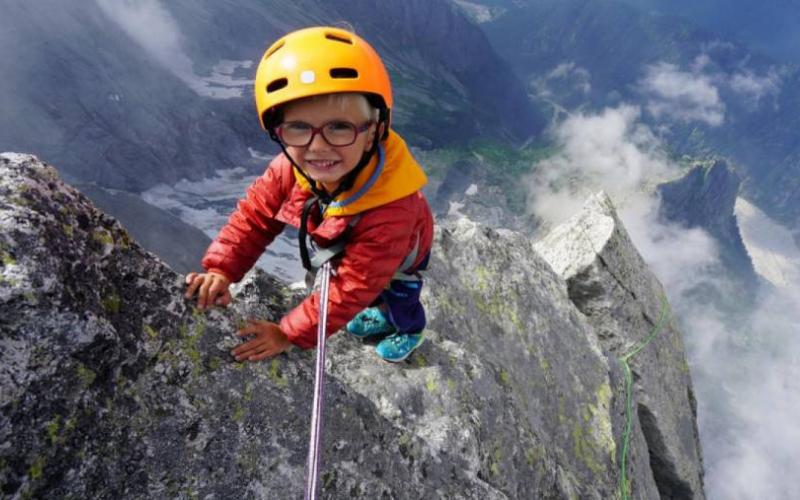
left=284, top=122, right=311, bottom=132
left=326, top=121, right=354, bottom=132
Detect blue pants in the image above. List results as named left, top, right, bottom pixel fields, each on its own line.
left=372, top=252, right=429, bottom=334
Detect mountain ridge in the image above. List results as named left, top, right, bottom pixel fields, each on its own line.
left=1, top=153, right=703, bottom=498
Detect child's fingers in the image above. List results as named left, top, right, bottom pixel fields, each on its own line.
left=235, top=319, right=268, bottom=338
left=232, top=339, right=267, bottom=360
left=217, top=290, right=232, bottom=306
left=247, top=350, right=274, bottom=362
left=207, top=281, right=227, bottom=306
left=184, top=274, right=203, bottom=299
left=197, top=277, right=215, bottom=309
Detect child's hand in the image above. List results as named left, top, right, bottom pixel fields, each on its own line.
left=185, top=271, right=231, bottom=310
left=231, top=320, right=291, bottom=362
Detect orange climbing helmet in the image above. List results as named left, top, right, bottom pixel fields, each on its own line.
left=254, top=26, right=393, bottom=134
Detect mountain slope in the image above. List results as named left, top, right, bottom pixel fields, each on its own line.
left=1, top=154, right=703, bottom=498
left=0, top=0, right=545, bottom=193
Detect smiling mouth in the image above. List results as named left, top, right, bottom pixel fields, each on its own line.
left=306, top=159, right=340, bottom=169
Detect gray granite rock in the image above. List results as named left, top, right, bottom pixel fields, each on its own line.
left=535, top=191, right=706, bottom=499
left=1, top=154, right=703, bottom=499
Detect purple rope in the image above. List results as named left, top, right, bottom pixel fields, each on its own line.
left=305, top=261, right=331, bottom=500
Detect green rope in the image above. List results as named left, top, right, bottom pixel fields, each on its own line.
left=617, top=294, right=670, bottom=500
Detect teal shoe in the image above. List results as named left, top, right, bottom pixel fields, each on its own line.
left=346, top=307, right=395, bottom=338
left=375, top=332, right=425, bottom=363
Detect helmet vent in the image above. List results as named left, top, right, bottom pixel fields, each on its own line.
left=325, top=32, right=353, bottom=45
left=264, top=40, right=285, bottom=59
left=266, top=78, right=288, bottom=93
left=330, top=68, right=358, bottom=79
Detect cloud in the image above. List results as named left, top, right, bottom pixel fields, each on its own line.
left=528, top=105, right=800, bottom=500
left=685, top=276, right=800, bottom=500
left=641, top=62, right=725, bottom=126
left=532, top=62, right=592, bottom=98
left=730, top=69, right=782, bottom=102
left=94, top=0, right=250, bottom=99
left=642, top=51, right=785, bottom=120
left=526, top=104, right=673, bottom=225
left=95, top=0, right=192, bottom=74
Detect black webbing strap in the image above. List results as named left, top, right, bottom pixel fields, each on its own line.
left=299, top=195, right=362, bottom=272
left=299, top=196, right=321, bottom=271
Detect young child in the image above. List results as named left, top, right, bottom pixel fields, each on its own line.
left=185, top=26, right=433, bottom=363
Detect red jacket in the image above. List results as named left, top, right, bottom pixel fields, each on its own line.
left=202, top=130, right=433, bottom=349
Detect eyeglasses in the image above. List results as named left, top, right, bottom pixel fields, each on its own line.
left=274, top=120, right=374, bottom=147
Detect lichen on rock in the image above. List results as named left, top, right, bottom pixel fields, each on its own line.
left=1, top=154, right=703, bottom=498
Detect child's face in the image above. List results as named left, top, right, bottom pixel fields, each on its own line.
left=281, top=94, right=377, bottom=192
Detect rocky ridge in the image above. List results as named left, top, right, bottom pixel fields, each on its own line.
left=658, top=159, right=757, bottom=286
left=1, top=153, right=703, bottom=499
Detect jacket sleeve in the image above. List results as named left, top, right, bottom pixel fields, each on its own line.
left=201, top=161, right=289, bottom=283
left=280, top=204, right=416, bottom=349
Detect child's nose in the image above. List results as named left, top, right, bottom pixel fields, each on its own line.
left=308, top=130, right=331, bottom=151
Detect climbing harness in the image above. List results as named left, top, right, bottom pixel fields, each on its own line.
left=617, top=294, right=670, bottom=500
left=294, top=159, right=422, bottom=499
left=305, top=261, right=332, bottom=500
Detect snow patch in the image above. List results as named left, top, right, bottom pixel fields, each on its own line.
left=141, top=169, right=305, bottom=282
left=193, top=60, right=254, bottom=99
left=735, top=197, right=800, bottom=287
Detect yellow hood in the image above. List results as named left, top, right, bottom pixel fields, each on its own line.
left=293, top=129, right=427, bottom=217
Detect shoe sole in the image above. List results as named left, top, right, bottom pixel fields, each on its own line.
left=377, top=333, right=425, bottom=363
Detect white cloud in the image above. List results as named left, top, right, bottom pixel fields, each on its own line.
left=730, top=69, right=782, bottom=102
left=641, top=62, right=725, bottom=126
left=95, top=0, right=250, bottom=99
left=95, top=0, right=192, bottom=74
left=526, top=105, right=673, bottom=225
left=643, top=50, right=785, bottom=120
left=533, top=62, right=592, bottom=98
left=528, top=104, right=800, bottom=500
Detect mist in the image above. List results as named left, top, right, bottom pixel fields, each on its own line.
left=94, top=0, right=250, bottom=98
left=527, top=101, right=800, bottom=499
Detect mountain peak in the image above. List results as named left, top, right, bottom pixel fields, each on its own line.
left=1, top=154, right=703, bottom=498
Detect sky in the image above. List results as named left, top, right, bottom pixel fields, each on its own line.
left=526, top=57, right=800, bottom=499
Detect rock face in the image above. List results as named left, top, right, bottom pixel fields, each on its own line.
left=430, top=158, right=533, bottom=233
left=534, top=192, right=705, bottom=499
left=658, top=159, right=757, bottom=285
left=74, top=184, right=212, bottom=275
left=1, top=154, right=703, bottom=498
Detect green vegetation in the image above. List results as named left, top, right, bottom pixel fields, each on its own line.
left=1, top=250, right=16, bottom=266
left=416, top=140, right=557, bottom=211
left=489, top=446, right=503, bottom=476
left=46, top=416, right=60, bottom=445
left=29, top=456, right=45, bottom=479
left=143, top=324, right=158, bottom=339
left=268, top=360, right=288, bottom=388
left=102, top=293, right=121, bottom=314
left=76, top=363, right=97, bottom=388
left=499, top=368, right=512, bottom=387
left=425, top=373, right=439, bottom=394
left=92, top=229, right=114, bottom=246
